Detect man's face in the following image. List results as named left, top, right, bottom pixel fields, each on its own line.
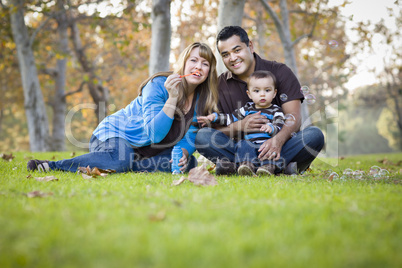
left=217, top=35, right=255, bottom=81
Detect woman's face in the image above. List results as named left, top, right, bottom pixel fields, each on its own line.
left=183, top=47, right=210, bottom=86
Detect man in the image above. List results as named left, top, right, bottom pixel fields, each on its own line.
left=195, top=26, right=325, bottom=175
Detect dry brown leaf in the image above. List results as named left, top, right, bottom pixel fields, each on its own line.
left=26, top=191, right=53, bottom=198
left=172, top=176, right=187, bottom=186
left=35, top=176, right=59, bottom=182
left=148, top=211, right=166, bottom=222
left=187, top=164, right=218, bottom=186
left=1, top=153, right=15, bottom=162
left=77, top=165, right=116, bottom=179
left=26, top=174, right=33, bottom=179
left=207, top=164, right=216, bottom=172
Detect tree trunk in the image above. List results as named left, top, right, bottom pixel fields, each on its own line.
left=149, top=0, right=171, bottom=75
left=216, top=0, right=246, bottom=74
left=260, top=0, right=311, bottom=127
left=10, top=0, right=50, bottom=151
left=50, top=0, right=68, bottom=151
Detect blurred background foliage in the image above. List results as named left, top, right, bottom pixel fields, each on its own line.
left=0, top=0, right=401, bottom=156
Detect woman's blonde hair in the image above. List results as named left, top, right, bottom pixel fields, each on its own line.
left=139, top=42, right=218, bottom=116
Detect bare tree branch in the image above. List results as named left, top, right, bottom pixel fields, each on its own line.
left=259, top=0, right=286, bottom=43
left=63, top=81, right=87, bottom=99
left=29, top=16, right=53, bottom=48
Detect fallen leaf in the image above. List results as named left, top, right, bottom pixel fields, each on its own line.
left=26, top=174, right=33, bottom=179
left=187, top=164, right=218, bottom=186
left=26, top=191, right=53, bottom=198
left=1, top=153, right=15, bottom=161
left=77, top=165, right=116, bottom=179
left=148, top=211, right=166, bottom=222
left=208, top=164, right=216, bottom=172
left=35, top=176, right=59, bottom=182
left=172, top=176, right=187, bottom=186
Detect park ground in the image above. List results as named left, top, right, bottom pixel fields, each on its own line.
left=0, top=152, right=401, bottom=268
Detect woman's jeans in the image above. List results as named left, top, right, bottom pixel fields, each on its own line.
left=48, top=136, right=197, bottom=173
left=195, top=126, right=324, bottom=173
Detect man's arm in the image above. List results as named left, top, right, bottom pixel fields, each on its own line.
left=216, top=112, right=268, bottom=138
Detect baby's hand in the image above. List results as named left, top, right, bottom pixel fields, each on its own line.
left=197, top=114, right=216, bottom=127
left=260, top=124, right=272, bottom=133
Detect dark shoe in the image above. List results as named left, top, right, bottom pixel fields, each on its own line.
left=284, top=162, right=298, bottom=175
left=237, top=162, right=256, bottom=176
left=256, top=164, right=276, bottom=176
left=27, top=160, right=50, bottom=172
left=215, top=158, right=236, bottom=175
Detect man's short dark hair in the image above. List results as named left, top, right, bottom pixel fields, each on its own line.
left=249, top=70, right=277, bottom=88
left=216, top=26, right=250, bottom=48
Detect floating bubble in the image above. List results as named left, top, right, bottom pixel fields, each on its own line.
left=378, top=169, right=390, bottom=178
left=108, top=104, right=116, bottom=112
left=280, top=93, right=288, bottom=102
left=343, top=168, right=353, bottom=177
left=301, top=85, right=310, bottom=95
left=352, top=170, right=364, bottom=180
left=328, top=172, right=339, bottom=181
left=284, top=114, right=296, bottom=126
left=328, top=40, right=339, bottom=48
left=305, top=94, right=316, bottom=105
left=369, top=166, right=381, bottom=176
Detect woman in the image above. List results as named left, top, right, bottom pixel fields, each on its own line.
left=27, top=42, right=219, bottom=173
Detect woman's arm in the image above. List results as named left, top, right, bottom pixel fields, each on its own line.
left=141, top=76, right=176, bottom=143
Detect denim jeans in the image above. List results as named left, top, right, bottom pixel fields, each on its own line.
left=49, top=135, right=197, bottom=173
left=195, top=126, right=324, bottom=173
left=235, top=140, right=284, bottom=170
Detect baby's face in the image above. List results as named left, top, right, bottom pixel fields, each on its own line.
left=247, top=77, right=276, bottom=109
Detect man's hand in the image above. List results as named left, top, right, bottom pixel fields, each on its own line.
left=258, top=136, right=284, bottom=161
left=241, top=111, right=268, bottom=133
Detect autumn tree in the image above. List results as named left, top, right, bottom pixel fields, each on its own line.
left=8, top=0, right=50, bottom=152
left=149, top=0, right=171, bottom=75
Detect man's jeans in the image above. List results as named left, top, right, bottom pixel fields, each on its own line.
left=235, top=140, right=284, bottom=170
left=195, top=126, right=324, bottom=173
left=49, top=136, right=197, bottom=173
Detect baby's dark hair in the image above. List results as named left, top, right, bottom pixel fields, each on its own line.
left=249, top=70, right=277, bottom=88
left=216, top=26, right=250, bottom=49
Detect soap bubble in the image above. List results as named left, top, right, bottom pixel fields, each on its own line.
left=301, top=85, right=310, bottom=95
left=369, top=166, right=381, bottom=176
left=108, top=104, right=116, bottom=112
left=328, top=172, right=339, bottom=181
left=284, top=114, right=296, bottom=126
left=343, top=168, right=353, bottom=177
left=378, top=169, right=390, bottom=179
left=352, top=170, right=364, bottom=180
left=305, top=94, right=316, bottom=105
left=328, top=40, right=339, bottom=48
left=280, top=93, right=288, bottom=102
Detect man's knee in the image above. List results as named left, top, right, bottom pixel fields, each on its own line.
left=303, top=126, right=325, bottom=151
left=195, top=128, right=213, bottom=147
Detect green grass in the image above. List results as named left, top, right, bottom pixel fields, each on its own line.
left=1, top=152, right=401, bottom=268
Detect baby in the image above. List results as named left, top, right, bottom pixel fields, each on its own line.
left=197, top=70, right=285, bottom=176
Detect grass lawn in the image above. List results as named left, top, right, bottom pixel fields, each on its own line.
left=1, top=151, right=401, bottom=268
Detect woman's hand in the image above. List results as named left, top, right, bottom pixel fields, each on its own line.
left=178, top=153, right=188, bottom=172
left=164, top=74, right=182, bottom=98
